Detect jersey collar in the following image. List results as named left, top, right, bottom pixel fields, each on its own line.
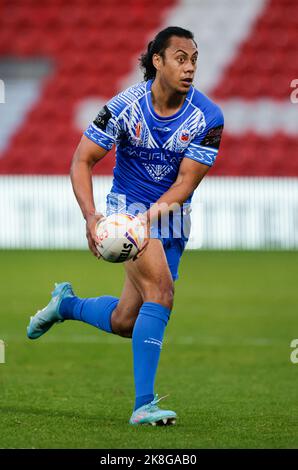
left=145, top=79, right=194, bottom=122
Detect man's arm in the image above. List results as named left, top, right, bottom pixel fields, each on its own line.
left=70, top=135, right=108, bottom=257
left=134, top=159, right=209, bottom=259
left=147, top=158, right=210, bottom=223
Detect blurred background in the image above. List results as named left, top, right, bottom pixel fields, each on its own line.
left=1, top=0, right=298, bottom=449
left=0, top=0, right=297, bottom=249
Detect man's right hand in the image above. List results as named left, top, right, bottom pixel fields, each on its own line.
left=85, top=213, right=105, bottom=258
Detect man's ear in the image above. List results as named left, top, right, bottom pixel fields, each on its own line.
left=152, top=53, right=162, bottom=72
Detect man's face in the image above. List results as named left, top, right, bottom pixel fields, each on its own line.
left=153, top=36, right=198, bottom=94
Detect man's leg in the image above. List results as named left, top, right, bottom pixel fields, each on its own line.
left=125, top=238, right=174, bottom=413
left=27, top=238, right=178, bottom=424
left=110, top=275, right=143, bottom=338
left=59, top=238, right=174, bottom=411
left=57, top=275, right=143, bottom=336
left=27, top=269, right=144, bottom=340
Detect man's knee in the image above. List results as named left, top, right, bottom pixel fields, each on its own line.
left=143, top=281, right=174, bottom=311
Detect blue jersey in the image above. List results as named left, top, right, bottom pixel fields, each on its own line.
left=84, top=79, right=224, bottom=240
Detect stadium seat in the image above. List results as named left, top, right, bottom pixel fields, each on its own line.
left=0, top=0, right=297, bottom=177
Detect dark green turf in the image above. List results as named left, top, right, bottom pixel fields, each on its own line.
left=0, top=250, right=297, bottom=448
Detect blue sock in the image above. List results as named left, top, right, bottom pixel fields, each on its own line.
left=59, top=295, right=118, bottom=333
left=132, top=302, right=170, bottom=411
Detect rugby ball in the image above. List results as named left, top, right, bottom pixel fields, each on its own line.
left=95, top=213, right=145, bottom=263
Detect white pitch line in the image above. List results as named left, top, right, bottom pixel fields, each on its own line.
left=4, top=334, right=283, bottom=346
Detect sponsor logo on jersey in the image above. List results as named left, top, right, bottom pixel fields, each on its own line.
left=93, top=105, right=112, bottom=131
left=201, top=125, right=223, bottom=149
left=152, top=126, right=172, bottom=133
left=125, top=146, right=183, bottom=167
left=179, top=129, right=190, bottom=143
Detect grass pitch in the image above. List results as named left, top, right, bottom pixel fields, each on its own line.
left=0, top=249, right=297, bottom=449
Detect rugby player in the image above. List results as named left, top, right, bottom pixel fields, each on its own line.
left=27, top=26, right=224, bottom=426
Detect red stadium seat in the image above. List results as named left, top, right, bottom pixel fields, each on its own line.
left=0, top=0, right=297, bottom=177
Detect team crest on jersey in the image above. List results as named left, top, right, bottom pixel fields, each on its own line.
left=179, top=129, right=190, bottom=144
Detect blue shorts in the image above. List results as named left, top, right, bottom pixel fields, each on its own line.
left=161, top=237, right=185, bottom=281
left=106, top=192, right=186, bottom=282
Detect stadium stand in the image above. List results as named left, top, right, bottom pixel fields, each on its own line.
left=212, top=0, right=298, bottom=176
left=0, top=0, right=297, bottom=176
left=0, top=0, right=176, bottom=175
